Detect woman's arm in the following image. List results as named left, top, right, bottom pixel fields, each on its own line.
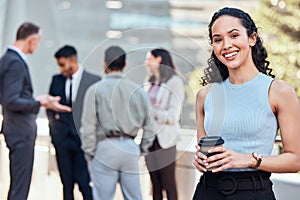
left=195, top=85, right=210, bottom=141
left=193, top=85, right=211, bottom=172
left=258, top=80, right=300, bottom=172
left=205, top=80, right=300, bottom=173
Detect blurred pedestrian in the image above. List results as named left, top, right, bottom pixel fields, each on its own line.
left=144, top=48, right=185, bottom=200
left=46, top=45, right=100, bottom=200
left=80, top=46, right=155, bottom=200
left=0, top=22, right=70, bottom=200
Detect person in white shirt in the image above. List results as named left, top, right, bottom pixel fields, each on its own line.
left=46, top=45, right=100, bottom=200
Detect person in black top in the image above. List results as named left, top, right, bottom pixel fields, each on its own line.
left=46, top=45, right=100, bottom=200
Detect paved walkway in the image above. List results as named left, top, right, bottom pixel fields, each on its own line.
left=0, top=129, right=200, bottom=200
left=0, top=137, right=153, bottom=200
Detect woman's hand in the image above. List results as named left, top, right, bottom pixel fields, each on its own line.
left=193, top=145, right=209, bottom=172
left=205, top=147, right=254, bottom=172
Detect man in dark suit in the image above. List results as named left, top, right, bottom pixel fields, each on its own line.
left=0, top=22, right=71, bottom=200
left=46, top=45, right=100, bottom=200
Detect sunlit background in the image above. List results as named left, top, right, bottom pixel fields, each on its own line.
left=0, top=0, right=299, bottom=199
left=1, top=0, right=299, bottom=129
left=0, top=0, right=260, bottom=129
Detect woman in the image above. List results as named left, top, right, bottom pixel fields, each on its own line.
left=193, top=7, right=300, bottom=199
left=144, top=48, right=185, bottom=200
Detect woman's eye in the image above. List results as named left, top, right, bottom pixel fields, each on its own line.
left=213, top=38, right=222, bottom=43
left=231, top=34, right=239, bottom=38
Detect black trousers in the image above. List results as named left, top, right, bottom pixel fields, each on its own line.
left=54, top=134, right=92, bottom=200
left=145, top=138, right=177, bottom=200
left=193, top=171, right=276, bottom=200
left=5, top=133, right=36, bottom=200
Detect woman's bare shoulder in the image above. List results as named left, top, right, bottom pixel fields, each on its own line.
left=270, top=79, right=296, bottom=96
left=196, top=84, right=212, bottom=102
left=270, top=79, right=298, bottom=109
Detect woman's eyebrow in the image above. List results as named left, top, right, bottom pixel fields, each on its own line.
left=212, top=28, right=240, bottom=38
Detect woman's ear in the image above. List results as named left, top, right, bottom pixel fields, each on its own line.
left=249, top=32, right=257, bottom=47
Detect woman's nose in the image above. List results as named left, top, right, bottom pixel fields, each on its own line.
left=223, top=38, right=233, bottom=50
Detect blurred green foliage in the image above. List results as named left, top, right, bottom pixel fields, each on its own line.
left=254, top=0, right=300, bottom=156
left=185, top=68, right=203, bottom=105
left=253, top=0, right=300, bottom=97
left=187, top=0, right=300, bottom=107
left=186, top=0, right=299, bottom=158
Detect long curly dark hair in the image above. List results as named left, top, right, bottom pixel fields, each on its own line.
left=201, top=7, right=274, bottom=86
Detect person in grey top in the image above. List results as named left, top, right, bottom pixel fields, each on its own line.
left=80, top=46, right=155, bottom=200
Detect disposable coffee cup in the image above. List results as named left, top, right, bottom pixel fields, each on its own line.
left=198, top=136, right=224, bottom=157
left=198, top=136, right=224, bottom=171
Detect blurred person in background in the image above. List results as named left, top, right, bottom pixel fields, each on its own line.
left=0, top=22, right=70, bottom=200
left=144, top=48, right=185, bottom=200
left=80, top=46, right=155, bottom=200
left=46, top=45, right=100, bottom=200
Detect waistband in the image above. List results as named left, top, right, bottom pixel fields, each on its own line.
left=106, top=130, right=134, bottom=139
left=202, top=171, right=272, bottom=195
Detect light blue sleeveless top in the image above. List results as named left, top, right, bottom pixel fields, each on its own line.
left=204, top=73, right=278, bottom=171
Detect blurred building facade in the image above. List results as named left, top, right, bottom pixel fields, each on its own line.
left=0, top=0, right=257, bottom=129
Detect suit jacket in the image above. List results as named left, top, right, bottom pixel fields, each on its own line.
left=144, top=75, right=185, bottom=148
left=0, top=49, right=40, bottom=148
left=46, top=70, right=100, bottom=146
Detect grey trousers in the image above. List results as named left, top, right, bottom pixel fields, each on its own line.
left=90, top=137, right=142, bottom=200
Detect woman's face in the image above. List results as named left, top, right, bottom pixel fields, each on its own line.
left=145, top=52, right=161, bottom=75
left=211, top=15, right=256, bottom=71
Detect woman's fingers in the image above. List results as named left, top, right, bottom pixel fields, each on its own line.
left=193, top=155, right=208, bottom=172
left=207, top=156, right=232, bottom=171
left=195, top=146, right=250, bottom=172
left=208, top=146, right=226, bottom=154
left=196, top=150, right=208, bottom=160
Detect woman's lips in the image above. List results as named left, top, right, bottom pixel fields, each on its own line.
left=223, top=51, right=238, bottom=60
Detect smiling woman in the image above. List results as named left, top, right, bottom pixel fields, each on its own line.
left=211, top=15, right=258, bottom=78
left=193, top=7, right=300, bottom=200
left=201, top=9, right=274, bottom=85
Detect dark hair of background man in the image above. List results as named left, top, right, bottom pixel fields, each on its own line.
left=105, top=46, right=126, bottom=71
left=16, top=22, right=40, bottom=40
left=54, top=45, right=77, bottom=59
